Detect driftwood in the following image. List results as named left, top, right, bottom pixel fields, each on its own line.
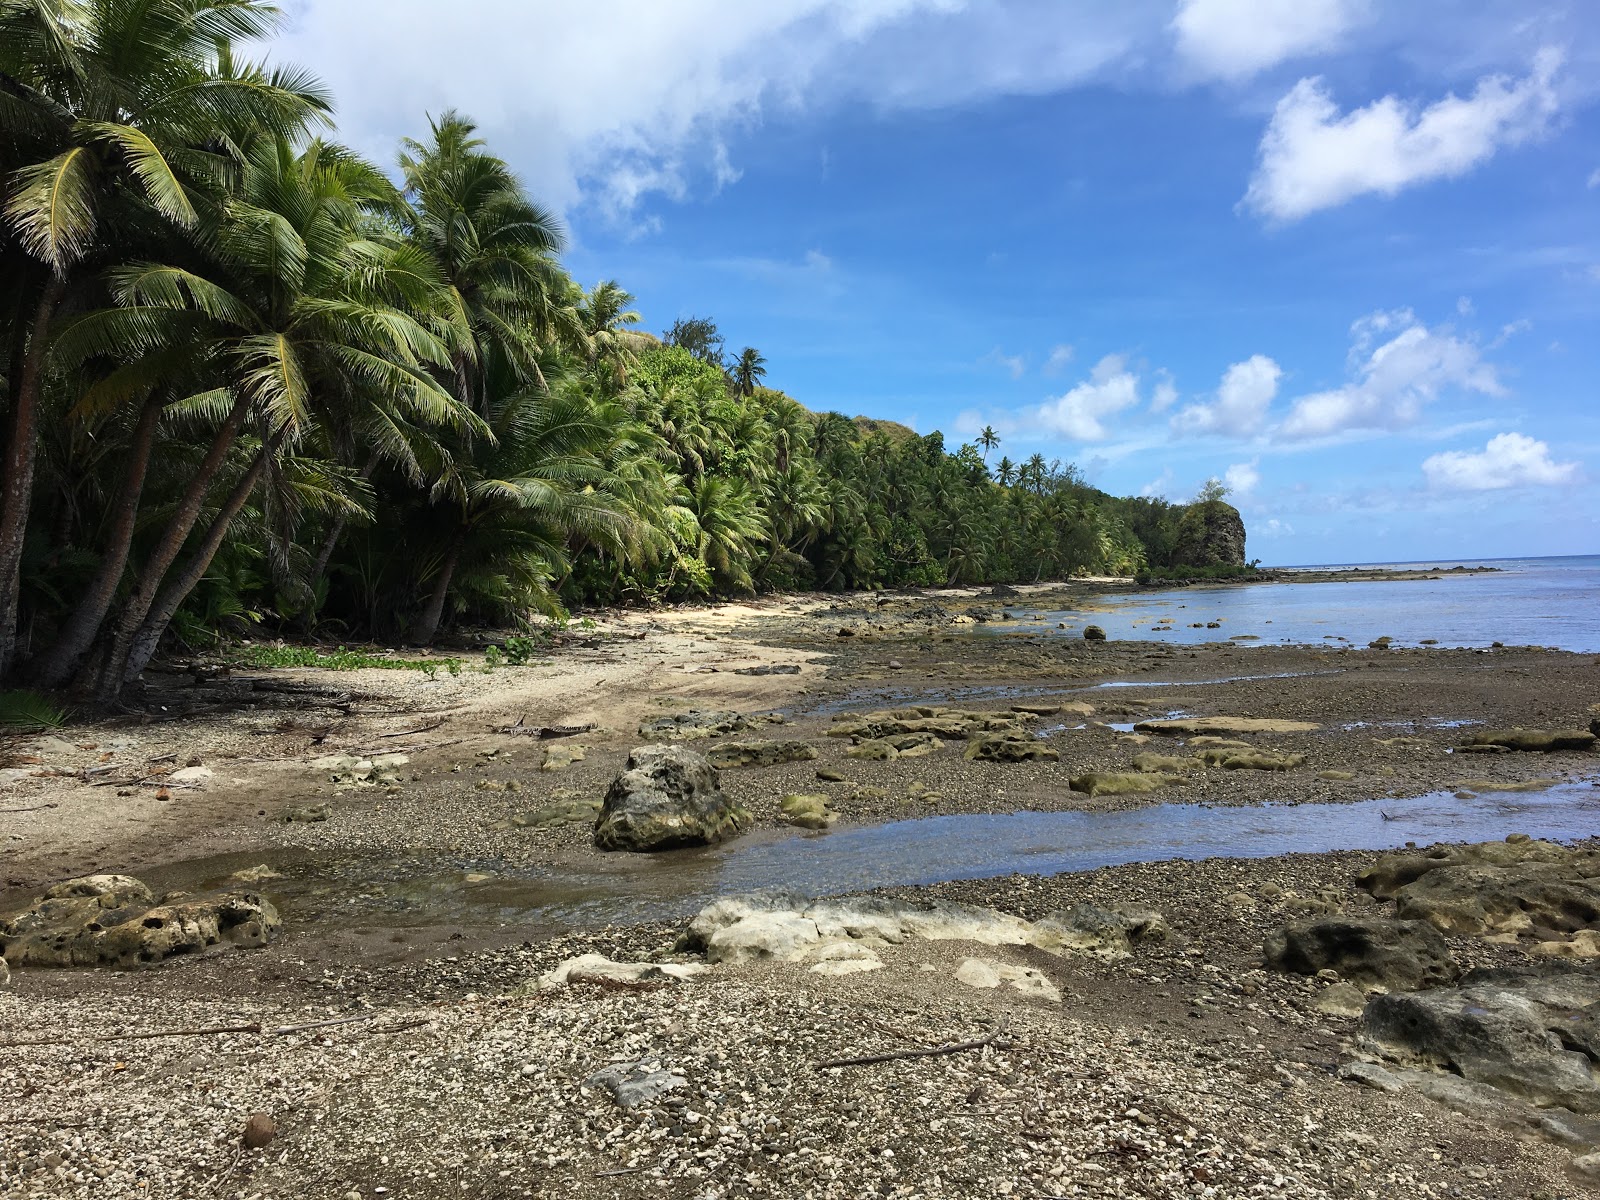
left=498, top=717, right=596, bottom=739
left=813, top=1031, right=1010, bottom=1070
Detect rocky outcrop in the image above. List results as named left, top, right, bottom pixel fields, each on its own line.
left=1264, top=917, right=1456, bottom=991
left=638, top=710, right=783, bottom=741
left=1171, top=499, right=1246, bottom=568
left=537, top=953, right=707, bottom=990
left=677, top=893, right=1167, bottom=967
left=964, top=734, right=1057, bottom=763
left=826, top=706, right=1037, bottom=743
left=593, top=745, right=752, bottom=852
left=1068, top=772, right=1170, bottom=798
left=704, top=739, right=817, bottom=769
left=1135, top=716, right=1321, bottom=736
left=1360, top=968, right=1600, bottom=1113
left=0, top=874, right=280, bottom=968
left=779, top=794, right=836, bottom=830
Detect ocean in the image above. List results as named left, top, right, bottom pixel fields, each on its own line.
left=990, top=554, right=1600, bottom=653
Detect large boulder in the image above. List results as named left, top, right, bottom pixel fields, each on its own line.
left=1358, top=837, right=1585, bottom=899
left=1463, top=728, right=1597, bottom=753
left=1394, top=866, right=1600, bottom=937
left=594, top=745, right=751, bottom=852
left=1362, top=970, right=1600, bottom=1112
left=1171, top=499, right=1247, bottom=569
left=1034, top=901, right=1170, bottom=960
left=1264, top=917, right=1456, bottom=991
left=0, top=874, right=280, bottom=968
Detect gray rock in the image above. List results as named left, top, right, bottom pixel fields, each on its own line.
left=733, top=664, right=800, bottom=676
left=586, top=1060, right=688, bottom=1110
left=283, top=804, right=329, bottom=823
left=1082, top=625, right=1107, bottom=641
left=1394, top=865, right=1600, bottom=937
left=594, top=745, right=751, bottom=852
left=1358, top=837, right=1583, bottom=899
left=1263, top=917, right=1457, bottom=991
left=964, top=735, right=1058, bottom=763
left=1363, top=978, right=1600, bottom=1112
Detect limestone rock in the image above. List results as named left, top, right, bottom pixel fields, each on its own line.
left=807, top=942, right=883, bottom=975
left=1464, top=728, right=1597, bottom=752
left=779, top=794, right=836, bottom=830
left=1082, top=625, right=1107, bottom=641
left=511, top=796, right=603, bottom=829
left=964, top=735, right=1058, bottom=763
left=0, top=876, right=280, bottom=968
left=537, top=953, right=707, bottom=990
left=1394, top=865, right=1600, bottom=937
left=1198, top=748, right=1306, bottom=771
left=1034, top=902, right=1169, bottom=960
left=637, top=710, right=746, bottom=741
left=1358, top=837, right=1583, bottom=899
left=1068, top=772, right=1169, bottom=798
left=1263, top=917, right=1456, bottom=991
left=1171, top=499, right=1246, bottom=569
left=0, top=956, right=9, bottom=987
left=1313, top=982, right=1367, bottom=1017
left=283, top=803, right=329, bottom=823
left=540, top=744, right=586, bottom=771
left=593, top=745, right=751, bottom=852
left=586, top=1060, right=687, bottom=1110
left=954, top=957, right=1061, bottom=1002
left=705, top=739, right=817, bottom=769
left=1130, top=752, right=1203, bottom=775
left=1362, top=973, right=1600, bottom=1112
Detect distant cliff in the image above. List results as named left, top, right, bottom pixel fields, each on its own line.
left=1171, top=500, right=1247, bottom=568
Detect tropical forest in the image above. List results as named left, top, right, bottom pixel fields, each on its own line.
left=0, top=0, right=1240, bottom=700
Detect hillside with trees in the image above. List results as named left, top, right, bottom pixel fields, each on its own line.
left=0, top=0, right=1243, bottom=698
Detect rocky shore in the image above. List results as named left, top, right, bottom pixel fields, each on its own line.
left=2, top=583, right=1598, bottom=1198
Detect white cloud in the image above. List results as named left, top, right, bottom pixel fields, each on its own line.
left=1243, top=49, right=1562, bottom=222
left=1259, top=518, right=1295, bottom=536
left=985, top=348, right=1026, bottom=379
left=1172, top=354, right=1282, bottom=436
left=276, top=1, right=1160, bottom=224
left=1172, top=0, right=1364, bottom=80
left=1139, top=467, right=1175, bottom=499
left=1043, top=344, right=1075, bottom=376
left=1588, top=167, right=1600, bottom=188
left=1034, top=354, right=1143, bottom=442
left=1278, top=310, right=1500, bottom=440
left=1149, top=369, right=1179, bottom=412
left=1224, top=459, right=1261, bottom=495
left=1456, top=295, right=1474, bottom=316
left=1422, top=433, right=1579, bottom=490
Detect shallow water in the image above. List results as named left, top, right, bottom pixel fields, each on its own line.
left=990, top=555, right=1600, bottom=652
left=146, top=779, right=1600, bottom=933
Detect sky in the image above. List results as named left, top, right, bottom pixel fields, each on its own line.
left=274, top=0, right=1599, bottom=565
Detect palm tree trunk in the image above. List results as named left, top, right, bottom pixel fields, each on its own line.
left=78, top=389, right=255, bottom=694
left=113, top=428, right=283, bottom=690
left=0, top=274, right=67, bottom=682
left=301, top=451, right=381, bottom=628
left=31, top=397, right=162, bottom=690
left=410, top=538, right=463, bottom=646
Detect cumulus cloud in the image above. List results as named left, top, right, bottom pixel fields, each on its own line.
left=275, top=0, right=1158, bottom=223
left=985, top=348, right=1027, bottom=379
left=1224, top=459, right=1261, bottom=495
left=1422, top=433, right=1579, bottom=490
left=1149, top=370, right=1179, bottom=413
left=1172, top=0, right=1364, bottom=80
left=1034, top=354, right=1144, bottom=442
left=1173, top=354, right=1282, bottom=436
left=1278, top=310, right=1500, bottom=440
left=1243, top=49, right=1562, bottom=222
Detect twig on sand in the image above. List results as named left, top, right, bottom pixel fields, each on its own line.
left=596, top=1167, right=645, bottom=1178
left=813, top=1030, right=1011, bottom=1070
left=0, top=802, right=58, bottom=814
left=380, top=718, right=446, bottom=738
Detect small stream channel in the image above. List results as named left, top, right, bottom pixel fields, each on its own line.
left=146, top=780, right=1600, bottom=934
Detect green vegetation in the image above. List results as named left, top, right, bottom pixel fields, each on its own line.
left=0, top=689, right=68, bottom=731
left=223, top=646, right=461, bottom=675
left=0, top=2, right=1239, bottom=700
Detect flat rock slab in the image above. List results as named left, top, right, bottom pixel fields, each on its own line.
left=585, top=1060, right=687, bottom=1110
left=1134, top=717, right=1322, bottom=736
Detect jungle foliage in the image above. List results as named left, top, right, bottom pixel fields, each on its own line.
left=0, top=1, right=1235, bottom=697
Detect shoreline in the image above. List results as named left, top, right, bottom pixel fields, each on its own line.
left=3, top=590, right=1599, bottom=1198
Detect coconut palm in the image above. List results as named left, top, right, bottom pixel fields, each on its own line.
left=732, top=346, right=766, bottom=396
left=578, top=280, right=641, bottom=392
left=0, top=0, right=330, bottom=680
left=977, top=424, right=1000, bottom=463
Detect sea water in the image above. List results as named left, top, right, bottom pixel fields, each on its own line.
left=990, top=554, right=1600, bottom=652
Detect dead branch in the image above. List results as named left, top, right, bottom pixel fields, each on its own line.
left=0, top=1013, right=380, bottom=1049
left=0, top=802, right=59, bottom=814
left=813, top=1031, right=1010, bottom=1070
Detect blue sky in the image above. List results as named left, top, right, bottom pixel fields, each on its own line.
left=279, top=1, right=1599, bottom=564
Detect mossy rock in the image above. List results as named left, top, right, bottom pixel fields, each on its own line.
left=705, top=740, right=818, bottom=769
left=1199, top=748, right=1305, bottom=771
left=1068, top=772, right=1170, bottom=798
left=846, top=739, right=899, bottom=761
left=1464, top=728, right=1597, bottom=753
left=1082, top=625, right=1107, bottom=642
left=1318, top=769, right=1356, bottom=782
left=1131, top=752, right=1203, bottom=775
left=779, top=794, right=836, bottom=830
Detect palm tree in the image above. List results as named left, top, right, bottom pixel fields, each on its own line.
left=578, top=280, right=641, bottom=392
left=47, top=136, right=463, bottom=692
left=0, top=0, right=330, bottom=680
left=978, top=425, right=1000, bottom=463
left=732, top=346, right=766, bottom=396
left=686, top=474, right=764, bottom=593
left=994, top=456, right=1016, bottom=487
